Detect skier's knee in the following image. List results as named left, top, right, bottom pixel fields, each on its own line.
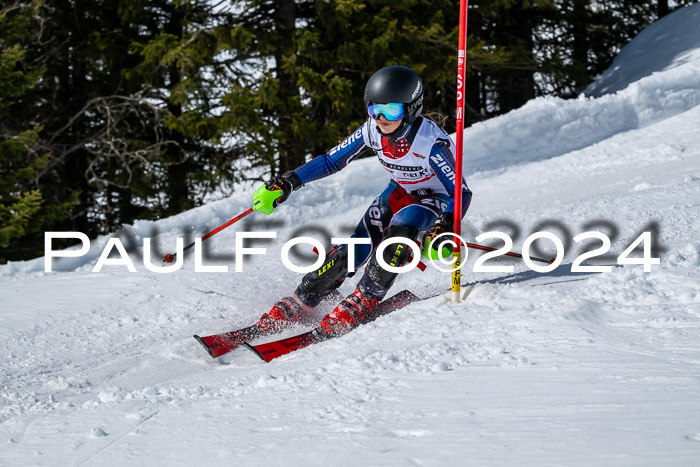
left=295, top=244, right=351, bottom=307
left=380, top=224, right=420, bottom=268
left=385, top=223, right=421, bottom=242
left=361, top=224, right=420, bottom=298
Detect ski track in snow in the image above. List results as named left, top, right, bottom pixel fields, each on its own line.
left=2, top=4, right=700, bottom=465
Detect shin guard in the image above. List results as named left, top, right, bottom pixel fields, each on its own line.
left=295, top=244, right=352, bottom=307
left=359, top=225, right=420, bottom=300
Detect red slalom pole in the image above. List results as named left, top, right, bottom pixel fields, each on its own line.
left=452, top=0, right=469, bottom=303
left=163, top=207, right=254, bottom=263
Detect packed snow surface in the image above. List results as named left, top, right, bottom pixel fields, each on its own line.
left=2, top=4, right=700, bottom=465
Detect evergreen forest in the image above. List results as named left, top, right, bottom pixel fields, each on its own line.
left=0, top=0, right=693, bottom=262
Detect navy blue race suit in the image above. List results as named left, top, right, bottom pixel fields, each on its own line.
left=291, top=116, right=472, bottom=305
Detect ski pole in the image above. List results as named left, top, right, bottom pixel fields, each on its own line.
left=163, top=207, right=255, bottom=263
left=465, top=242, right=554, bottom=265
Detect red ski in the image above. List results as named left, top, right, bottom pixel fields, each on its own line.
left=194, top=291, right=344, bottom=358
left=194, top=325, right=264, bottom=358
left=244, top=290, right=420, bottom=363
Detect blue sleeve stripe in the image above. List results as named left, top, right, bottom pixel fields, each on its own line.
left=429, top=141, right=456, bottom=193
left=295, top=127, right=368, bottom=184
left=429, top=141, right=472, bottom=215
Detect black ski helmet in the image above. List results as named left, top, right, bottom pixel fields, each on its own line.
left=364, top=65, right=424, bottom=123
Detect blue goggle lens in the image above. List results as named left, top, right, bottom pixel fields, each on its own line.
left=366, top=102, right=404, bottom=121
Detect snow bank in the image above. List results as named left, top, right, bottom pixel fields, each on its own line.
left=460, top=3, right=700, bottom=175
left=584, top=2, right=700, bottom=97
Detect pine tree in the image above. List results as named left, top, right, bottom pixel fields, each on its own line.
left=470, top=0, right=548, bottom=114
left=0, top=1, right=77, bottom=262
left=534, top=0, right=695, bottom=96
left=4, top=0, right=692, bottom=263
left=218, top=0, right=470, bottom=175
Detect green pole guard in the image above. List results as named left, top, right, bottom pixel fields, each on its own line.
left=421, top=237, right=454, bottom=261
left=253, top=184, right=283, bottom=215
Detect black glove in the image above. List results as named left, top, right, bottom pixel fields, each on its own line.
left=264, top=171, right=303, bottom=208
left=424, top=212, right=455, bottom=251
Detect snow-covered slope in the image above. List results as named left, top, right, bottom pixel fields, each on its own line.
left=2, top=4, right=700, bottom=465
left=584, top=3, right=700, bottom=97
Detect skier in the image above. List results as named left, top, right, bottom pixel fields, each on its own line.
left=252, top=65, right=472, bottom=338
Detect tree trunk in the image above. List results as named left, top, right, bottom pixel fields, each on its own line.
left=164, top=4, right=193, bottom=216
left=273, top=0, right=303, bottom=174
left=571, top=0, right=589, bottom=89
left=465, top=70, right=483, bottom=127
left=494, top=2, right=536, bottom=113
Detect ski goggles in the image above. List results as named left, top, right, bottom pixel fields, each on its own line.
left=366, top=102, right=405, bottom=121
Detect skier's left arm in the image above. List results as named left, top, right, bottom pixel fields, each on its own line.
left=424, top=139, right=472, bottom=246
left=429, top=138, right=472, bottom=217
